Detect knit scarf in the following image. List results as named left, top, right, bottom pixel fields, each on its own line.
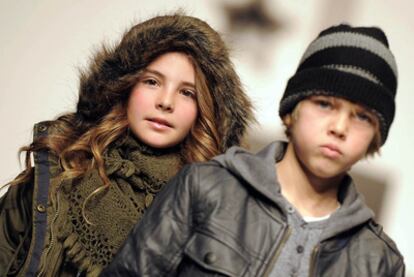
left=41, top=134, right=182, bottom=276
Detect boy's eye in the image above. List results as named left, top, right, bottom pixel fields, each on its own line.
left=314, top=99, right=333, bottom=109
left=356, top=112, right=373, bottom=124
left=180, top=89, right=196, bottom=98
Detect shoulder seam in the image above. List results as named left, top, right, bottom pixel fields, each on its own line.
left=366, top=220, right=403, bottom=258
left=389, top=256, right=405, bottom=276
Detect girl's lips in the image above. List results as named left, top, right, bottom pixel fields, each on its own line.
left=146, top=118, right=173, bottom=129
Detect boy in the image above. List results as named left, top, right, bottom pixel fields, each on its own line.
left=102, top=24, right=405, bottom=276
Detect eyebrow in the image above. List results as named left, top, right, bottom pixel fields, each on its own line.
left=355, top=105, right=376, bottom=118
left=142, top=68, right=196, bottom=89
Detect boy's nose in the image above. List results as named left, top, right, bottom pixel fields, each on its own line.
left=328, top=113, right=348, bottom=140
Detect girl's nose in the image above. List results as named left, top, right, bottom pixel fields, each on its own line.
left=156, top=89, right=174, bottom=112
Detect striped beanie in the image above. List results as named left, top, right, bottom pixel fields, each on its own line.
left=279, top=24, right=398, bottom=144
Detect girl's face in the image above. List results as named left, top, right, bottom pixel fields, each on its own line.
left=127, top=52, right=198, bottom=148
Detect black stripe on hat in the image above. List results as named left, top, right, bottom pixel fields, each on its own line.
left=298, top=47, right=397, bottom=93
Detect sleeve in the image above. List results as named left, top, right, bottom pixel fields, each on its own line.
left=390, top=257, right=405, bottom=277
left=0, top=180, right=34, bottom=276
left=101, top=164, right=198, bottom=277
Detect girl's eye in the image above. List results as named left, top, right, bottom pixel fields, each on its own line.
left=180, top=89, right=196, bottom=98
left=142, top=78, right=158, bottom=86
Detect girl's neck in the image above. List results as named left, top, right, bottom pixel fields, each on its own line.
left=276, top=143, right=342, bottom=218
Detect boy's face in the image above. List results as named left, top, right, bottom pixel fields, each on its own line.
left=286, top=95, right=378, bottom=179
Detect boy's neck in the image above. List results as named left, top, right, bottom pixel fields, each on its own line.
left=275, top=143, right=343, bottom=218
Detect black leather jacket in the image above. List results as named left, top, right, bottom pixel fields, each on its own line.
left=102, top=143, right=405, bottom=277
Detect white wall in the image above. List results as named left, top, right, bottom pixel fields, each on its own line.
left=1, top=0, right=413, bottom=275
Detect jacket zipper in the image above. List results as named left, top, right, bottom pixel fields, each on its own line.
left=308, top=244, right=320, bottom=277
left=262, top=226, right=292, bottom=276
left=36, top=186, right=62, bottom=277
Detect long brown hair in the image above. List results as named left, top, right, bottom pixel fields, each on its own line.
left=6, top=14, right=254, bottom=227
left=8, top=52, right=222, bottom=189
left=8, top=13, right=254, bottom=189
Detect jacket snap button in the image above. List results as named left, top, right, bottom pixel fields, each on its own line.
left=204, top=252, right=217, bottom=264
left=36, top=204, right=46, bottom=213
left=38, top=125, right=48, bottom=132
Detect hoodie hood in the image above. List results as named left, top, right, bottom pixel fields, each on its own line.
left=214, top=141, right=374, bottom=240
left=213, top=142, right=286, bottom=204
left=76, top=14, right=253, bottom=150
left=322, top=177, right=374, bottom=240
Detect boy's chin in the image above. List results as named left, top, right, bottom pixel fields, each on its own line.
left=307, top=163, right=348, bottom=182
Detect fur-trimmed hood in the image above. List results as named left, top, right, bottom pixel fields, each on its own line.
left=76, top=14, right=254, bottom=150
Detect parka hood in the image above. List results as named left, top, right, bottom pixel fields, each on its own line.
left=76, top=14, right=253, bottom=150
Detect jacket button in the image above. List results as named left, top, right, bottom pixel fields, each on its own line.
left=38, top=125, right=48, bottom=132
left=204, top=252, right=217, bottom=264
left=36, top=204, right=46, bottom=213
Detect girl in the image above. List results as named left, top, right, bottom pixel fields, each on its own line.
left=0, top=14, right=253, bottom=276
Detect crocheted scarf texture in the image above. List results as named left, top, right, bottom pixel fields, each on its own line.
left=45, top=134, right=181, bottom=276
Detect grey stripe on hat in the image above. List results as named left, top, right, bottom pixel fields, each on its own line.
left=322, top=64, right=382, bottom=85
left=300, top=32, right=398, bottom=78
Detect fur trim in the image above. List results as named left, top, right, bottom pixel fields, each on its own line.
left=76, top=14, right=253, bottom=150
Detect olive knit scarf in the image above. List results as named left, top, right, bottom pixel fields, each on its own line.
left=40, top=134, right=182, bottom=276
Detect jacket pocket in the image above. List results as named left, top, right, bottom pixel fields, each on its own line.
left=183, top=232, right=249, bottom=276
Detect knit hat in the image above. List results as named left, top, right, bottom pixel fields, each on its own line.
left=279, top=24, right=398, bottom=144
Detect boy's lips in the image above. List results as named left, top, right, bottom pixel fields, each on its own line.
left=320, top=144, right=343, bottom=158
